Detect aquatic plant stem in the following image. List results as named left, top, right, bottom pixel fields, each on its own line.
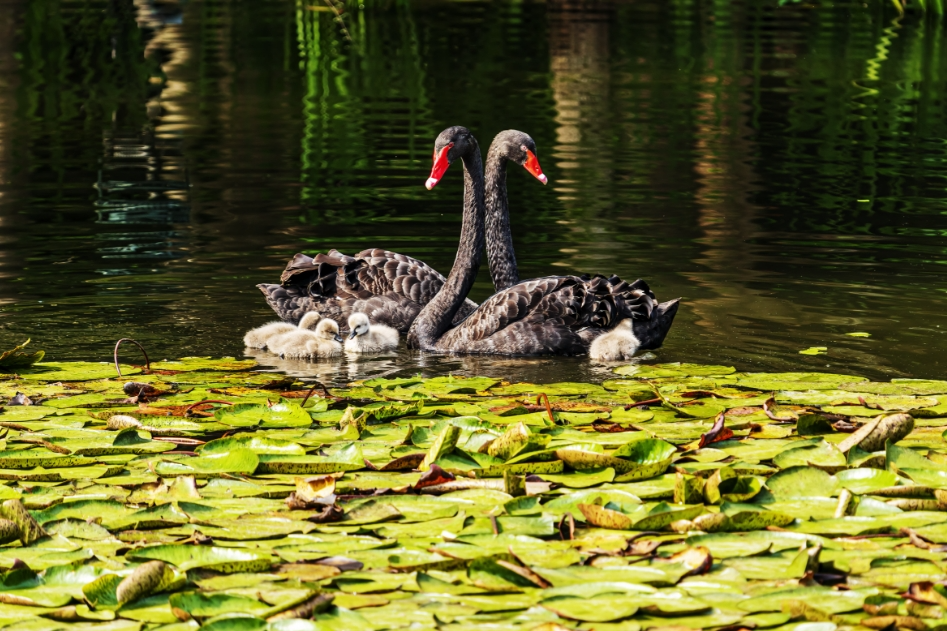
left=113, top=338, right=151, bottom=377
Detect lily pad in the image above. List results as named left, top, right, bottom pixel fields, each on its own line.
left=127, top=545, right=273, bottom=573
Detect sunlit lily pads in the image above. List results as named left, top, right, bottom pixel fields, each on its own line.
left=0, top=359, right=945, bottom=631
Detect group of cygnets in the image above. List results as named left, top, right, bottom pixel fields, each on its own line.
left=244, top=312, right=399, bottom=359
left=245, top=309, right=638, bottom=362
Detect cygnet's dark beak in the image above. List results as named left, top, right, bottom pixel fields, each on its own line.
left=348, top=330, right=358, bottom=340
left=334, top=334, right=343, bottom=343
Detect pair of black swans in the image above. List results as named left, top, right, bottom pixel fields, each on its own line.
left=257, top=127, right=679, bottom=358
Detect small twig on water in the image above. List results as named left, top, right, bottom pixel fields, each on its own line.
left=763, top=396, right=795, bottom=422
left=301, top=381, right=332, bottom=408
left=536, top=393, right=554, bottom=423
left=114, top=338, right=151, bottom=378
left=625, top=398, right=661, bottom=410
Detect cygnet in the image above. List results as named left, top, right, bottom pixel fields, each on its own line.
left=244, top=312, right=322, bottom=350
left=243, top=321, right=295, bottom=349
left=344, top=312, right=399, bottom=353
left=263, top=312, right=324, bottom=355
left=278, top=319, right=344, bottom=359
left=305, top=319, right=345, bottom=358
left=589, top=319, right=640, bottom=361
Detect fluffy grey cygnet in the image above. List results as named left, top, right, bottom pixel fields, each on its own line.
left=344, top=312, right=399, bottom=353
left=279, top=319, right=344, bottom=359
left=589, top=319, right=640, bottom=361
left=256, top=312, right=323, bottom=354
left=243, top=321, right=296, bottom=349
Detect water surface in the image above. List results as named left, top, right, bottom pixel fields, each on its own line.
left=1, top=0, right=946, bottom=383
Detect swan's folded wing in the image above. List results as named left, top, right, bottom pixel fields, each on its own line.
left=356, top=249, right=447, bottom=303
left=447, top=277, right=577, bottom=342
left=583, top=274, right=656, bottom=321
left=279, top=253, right=316, bottom=284
left=355, top=249, right=478, bottom=321
left=257, top=283, right=346, bottom=325
left=278, top=251, right=356, bottom=301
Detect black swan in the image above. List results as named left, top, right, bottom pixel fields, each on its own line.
left=255, top=131, right=547, bottom=331
left=481, top=130, right=547, bottom=291
left=406, top=126, right=679, bottom=355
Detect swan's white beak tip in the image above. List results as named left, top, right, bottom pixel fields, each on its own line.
left=425, top=177, right=439, bottom=190
left=538, top=174, right=548, bottom=185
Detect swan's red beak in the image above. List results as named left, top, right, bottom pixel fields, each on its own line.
left=426, top=143, right=453, bottom=190
left=523, top=149, right=548, bottom=184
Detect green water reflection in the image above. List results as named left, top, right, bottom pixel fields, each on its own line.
left=0, top=0, right=946, bottom=383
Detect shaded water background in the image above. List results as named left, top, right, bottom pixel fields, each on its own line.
left=0, top=0, right=946, bottom=383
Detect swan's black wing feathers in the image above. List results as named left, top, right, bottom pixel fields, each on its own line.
left=260, top=249, right=477, bottom=331
left=430, top=274, right=660, bottom=355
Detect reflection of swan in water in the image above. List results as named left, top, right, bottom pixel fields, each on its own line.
left=243, top=348, right=346, bottom=384
left=242, top=347, right=405, bottom=387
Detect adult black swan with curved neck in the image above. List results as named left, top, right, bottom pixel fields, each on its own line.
left=254, top=131, right=547, bottom=331
left=482, top=130, right=547, bottom=291
left=407, top=126, right=679, bottom=354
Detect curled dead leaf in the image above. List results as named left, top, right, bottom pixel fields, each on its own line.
left=666, top=546, right=713, bottom=576
left=698, top=412, right=734, bottom=448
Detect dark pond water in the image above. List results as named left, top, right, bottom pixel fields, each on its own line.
left=1, top=0, right=946, bottom=384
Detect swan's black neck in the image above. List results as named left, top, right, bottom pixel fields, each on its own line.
left=485, top=143, right=519, bottom=291
left=409, top=139, right=485, bottom=348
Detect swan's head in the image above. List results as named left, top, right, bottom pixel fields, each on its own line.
left=316, top=319, right=343, bottom=343
left=347, top=312, right=371, bottom=339
left=426, top=126, right=475, bottom=190
left=494, top=130, right=547, bottom=185
left=298, top=311, right=322, bottom=331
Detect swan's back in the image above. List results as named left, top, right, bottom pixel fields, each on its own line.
left=419, top=274, right=668, bottom=356
left=258, top=248, right=478, bottom=332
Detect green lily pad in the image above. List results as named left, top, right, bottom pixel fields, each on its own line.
left=773, top=440, right=846, bottom=469
left=766, top=467, right=839, bottom=498
left=152, top=448, right=260, bottom=478
left=149, top=357, right=257, bottom=372
left=127, top=545, right=273, bottom=573
left=541, top=596, right=639, bottom=622
left=615, top=363, right=736, bottom=379
left=17, top=362, right=140, bottom=381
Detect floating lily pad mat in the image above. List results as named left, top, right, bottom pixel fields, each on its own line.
left=1, top=358, right=947, bottom=629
